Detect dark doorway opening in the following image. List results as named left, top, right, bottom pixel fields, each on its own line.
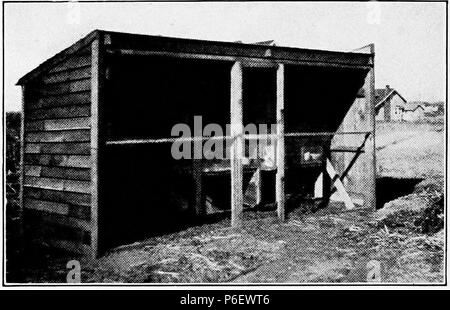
left=376, top=177, right=423, bottom=209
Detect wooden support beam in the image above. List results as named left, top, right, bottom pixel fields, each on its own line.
left=19, top=86, right=26, bottom=238
left=330, top=132, right=371, bottom=197
left=321, top=156, right=332, bottom=208
left=314, top=173, right=323, bottom=198
left=325, top=159, right=355, bottom=210
left=230, top=62, right=244, bottom=227
left=364, top=44, right=377, bottom=210
left=193, top=158, right=204, bottom=217
left=105, top=131, right=371, bottom=146
left=105, top=48, right=372, bottom=70
left=276, top=64, right=286, bottom=221
left=255, top=168, right=262, bottom=205
left=90, top=34, right=105, bottom=258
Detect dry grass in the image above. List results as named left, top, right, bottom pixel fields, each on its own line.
left=81, top=227, right=283, bottom=283
left=7, top=120, right=445, bottom=284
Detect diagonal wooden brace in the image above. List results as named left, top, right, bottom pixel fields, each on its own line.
left=315, top=158, right=355, bottom=210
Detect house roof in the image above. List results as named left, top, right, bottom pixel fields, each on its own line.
left=17, top=29, right=374, bottom=85
left=374, top=88, right=407, bottom=111
left=401, top=103, right=424, bottom=112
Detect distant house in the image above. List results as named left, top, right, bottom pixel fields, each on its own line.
left=375, top=85, right=408, bottom=121
left=420, top=101, right=445, bottom=117
left=402, top=104, right=425, bottom=122
left=423, top=104, right=439, bottom=114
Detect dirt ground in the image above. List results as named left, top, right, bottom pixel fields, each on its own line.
left=6, top=121, right=445, bottom=284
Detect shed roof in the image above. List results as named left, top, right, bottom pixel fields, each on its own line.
left=17, top=30, right=374, bottom=85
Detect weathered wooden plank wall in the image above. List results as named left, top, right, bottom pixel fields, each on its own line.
left=331, top=44, right=376, bottom=209
left=22, top=46, right=92, bottom=255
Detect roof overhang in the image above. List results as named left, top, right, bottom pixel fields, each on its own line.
left=17, top=30, right=374, bottom=85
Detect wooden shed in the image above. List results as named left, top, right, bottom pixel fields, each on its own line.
left=17, top=30, right=376, bottom=258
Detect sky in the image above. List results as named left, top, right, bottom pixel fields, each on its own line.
left=3, top=1, right=447, bottom=111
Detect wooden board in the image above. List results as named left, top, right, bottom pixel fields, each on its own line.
left=24, top=198, right=70, bottom=215
left=41, top=66, right=91, bottom=84
left=230, top=61, right=244, bottom=228
left=24, top=187, right=91, bottom=207
left=45, top=238, right=91, bottom=255
left=28, top=79, right=90, bottom=97
left=24, top=194, right=90, bottom=220
left=19, top=86, right=26, bottom=237
left=24, top=176, right=91, bottom=194
left=25, top=129, right=90, bottom=143
left=26, top=209, right=90, bottom=231
left=107, top=31, right=372, bottom=68
left=276, top=64, right=285, bottom=221
left=25, top=165, right=91, bottom=181
left=26, top=105, right=91, bottom=120
left=330, top=44, right=376, bottom=210
left=25, top=142, right=90, bottom=155
left=26, top=117, right=91, bottom=132
left=24, top=154, right=91, bottom=168
left=25, top=212, right=91, bottom=254
left=27, top=91, right=91, bottom=110
left=48, top=54, right=92, bottom=73
left=90, top=34, right=104, bottom=258
left=20, top=43, right=94, bottom=258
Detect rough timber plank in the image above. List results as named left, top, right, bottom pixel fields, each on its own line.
left=24, top=154, right=91, bottom=168
left=24, top=198, right=70, bottom=215
left=230, top=62, right=244, bottom=228
left=24, top=165, right=91, bottom=181
left=27, top=91, right=91, bottom=110
left=46, top=239, right=91, bottom=256
left=25, top=142, right=90, bottom=155
left=364, top=44, right=376, bottom=210
left=27, top=210, right=91, bottom=231
left=90, top=34, right=104, bottom=258
left=325, top=159, right=355, bottom=210
left=48, top=54, right=92, bottom=73
left=24, top=187, right=91, bottom=207
left=26, top=117, right=91, bottom=132
left=25, top=214, right=92, bottom=254
left=41, top=66, right=91, bottom=84
left=25, top=129, right=90, bottom=143
left=24, top=176, right=91, bottom=194
left=276, top=64, right=286, bottom=221
left=28, top=79, right=91, bottom=97
left=106, top=31, right=372, bottom=67
left=26, top=105, right=91, bottom=120
left=19, top=86, right=26, bottom=237
left=330, top=43, right=376, bottom=210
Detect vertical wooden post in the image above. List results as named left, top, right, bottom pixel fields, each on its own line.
left=90, top=33, right=105, bottom=258
left=276, top=64, right=285, bottom=221
left=193, top=158, right=204, bottom=217
left=230, top=62, right=244, bottom=227
left=364, top=44, right=376, bottom=210
left=19, top=85, right=26, bottom=238
left=321, top=151, right=332, bottom=208
left=255, top=168, right=262, bottom=205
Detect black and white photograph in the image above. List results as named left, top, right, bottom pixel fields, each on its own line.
left=1, top=1, right=447, bottom=287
